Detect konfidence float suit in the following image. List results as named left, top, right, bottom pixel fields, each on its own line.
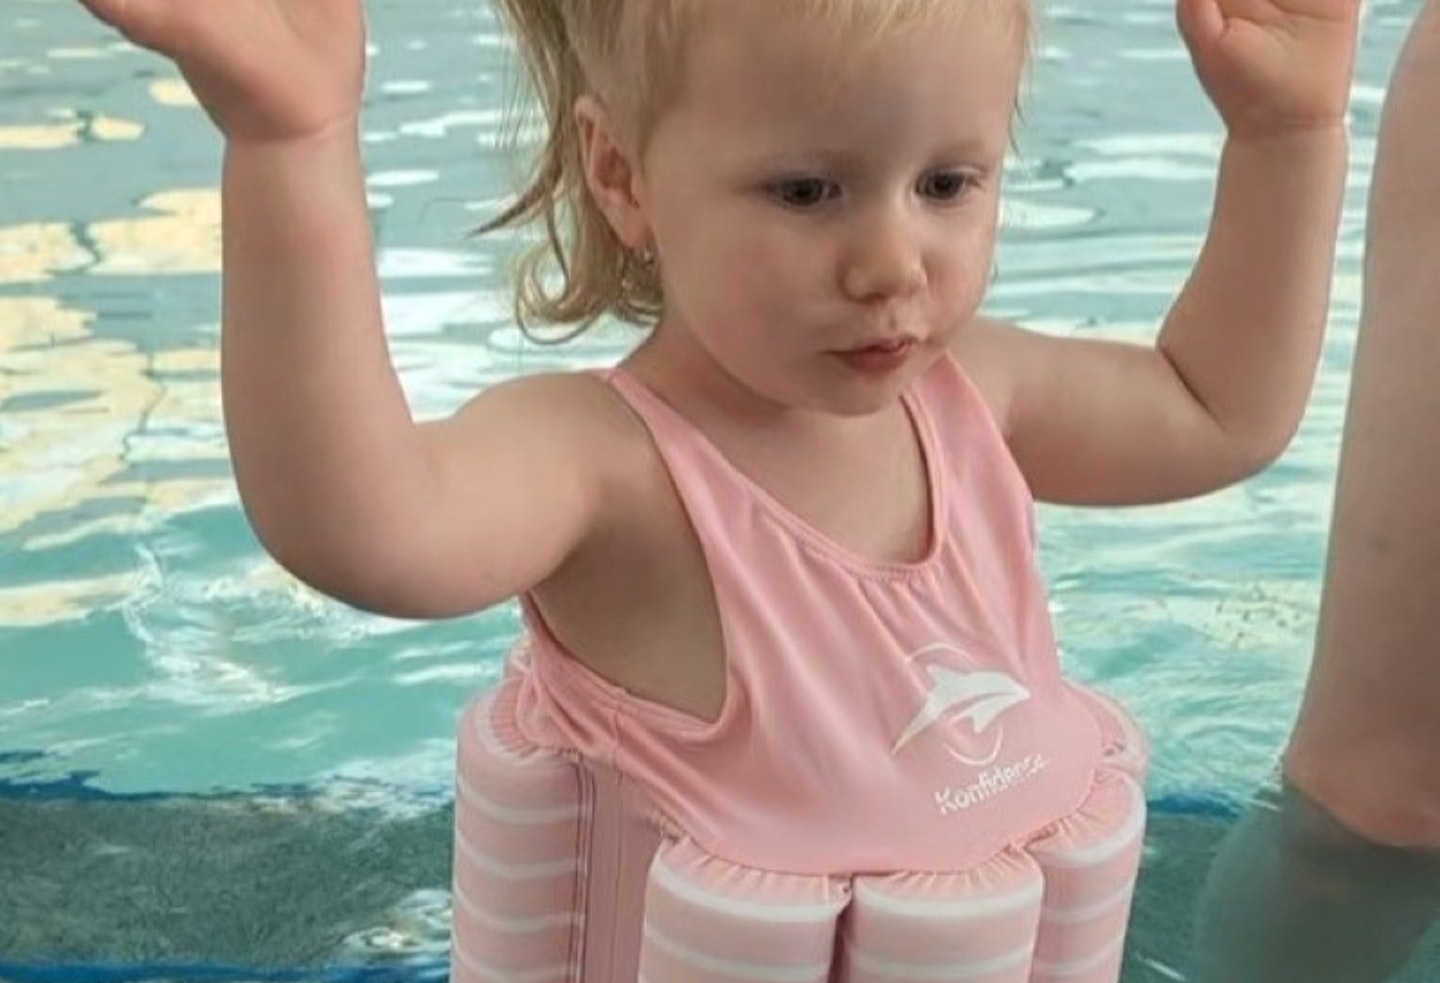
left=450, top=355, right=1149, bottom=982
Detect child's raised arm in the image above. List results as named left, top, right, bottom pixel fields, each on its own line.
left=79, top=0, right=616, bottom=618
left=960, top=0, right=1361, bottom=506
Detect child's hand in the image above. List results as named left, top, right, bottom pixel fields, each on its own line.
left=78, top=0, right=366, bottom=144
left=1179, top=0, right=1362, bottom=138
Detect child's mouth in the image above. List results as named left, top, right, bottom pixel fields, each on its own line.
left=833, top=338, right=915, bottom=374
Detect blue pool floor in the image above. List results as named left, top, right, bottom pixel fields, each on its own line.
left=2, top=791, right=1439, bottom=983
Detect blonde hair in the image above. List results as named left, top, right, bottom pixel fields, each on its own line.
left=482, top=0, right=1032, bottom=341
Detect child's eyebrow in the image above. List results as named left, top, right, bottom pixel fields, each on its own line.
left=747, top=138, right=1004, bottom=173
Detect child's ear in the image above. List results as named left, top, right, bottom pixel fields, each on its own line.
left=575, top=95, right=651, bottom=251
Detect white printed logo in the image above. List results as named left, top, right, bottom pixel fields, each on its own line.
left=894, top=644, right=1048, bottom=816
left=892, top=642, right=1032, bottom=767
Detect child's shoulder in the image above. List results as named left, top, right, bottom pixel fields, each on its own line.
left=456, top=366, right=673, bottom=524
left=943, top=314, right=1025, bottom=436
left=458, top=367, right=653, bottom=470
left=392, top=366, right=666, bottom=615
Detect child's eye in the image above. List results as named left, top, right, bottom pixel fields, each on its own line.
left=918, top=170, right=975, bottom=202
left=771, top=177, right=841, bottom=209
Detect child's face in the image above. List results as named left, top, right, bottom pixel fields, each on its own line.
left=635, top=1, right=1025, bottom=416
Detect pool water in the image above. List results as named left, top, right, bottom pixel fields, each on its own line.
left=1, top=0, right=1436, bottom=979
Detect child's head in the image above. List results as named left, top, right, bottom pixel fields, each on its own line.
left=488, top=0, right=1030, bottom=399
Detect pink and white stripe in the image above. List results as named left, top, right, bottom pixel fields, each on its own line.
left=450, top=676, right=1148, bottom=983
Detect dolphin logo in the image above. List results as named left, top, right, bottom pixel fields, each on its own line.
left=892, top=665, right=1032, bottom=767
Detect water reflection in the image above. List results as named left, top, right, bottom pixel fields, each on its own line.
left=0, top=224, right=88, bottom=283
left=88, top=189, right=220, bottom=276
left=0, top=112, right=142, bottom=150
left=147, top=78, right=197, bottom=108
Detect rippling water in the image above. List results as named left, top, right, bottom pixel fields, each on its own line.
left=0, top=0, right=1428, bottom=978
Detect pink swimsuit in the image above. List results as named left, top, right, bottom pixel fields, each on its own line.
left=450, top=355, right=1148, bottom=982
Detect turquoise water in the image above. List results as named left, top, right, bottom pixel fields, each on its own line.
left=0, top=0, right=1431, bottom=979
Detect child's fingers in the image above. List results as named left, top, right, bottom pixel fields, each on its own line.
left=1175, top=0, right=1224, bottom=55
left=77, top=0, right=178, bottom=52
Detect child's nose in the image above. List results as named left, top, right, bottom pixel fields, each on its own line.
left=840, top=210, right=928, bottom=304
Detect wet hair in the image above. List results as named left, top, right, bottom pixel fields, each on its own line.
left=482, top=0, right=1032, bottom=341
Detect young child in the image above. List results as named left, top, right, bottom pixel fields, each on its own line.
left=77, top=0, right=1359, bottom=979
left=1196, top=4, right=1440, bottom=980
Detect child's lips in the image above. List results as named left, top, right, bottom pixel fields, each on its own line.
left=839, top=336, right=915, bottom=355
left=832, top=337, right=916, bottom=374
